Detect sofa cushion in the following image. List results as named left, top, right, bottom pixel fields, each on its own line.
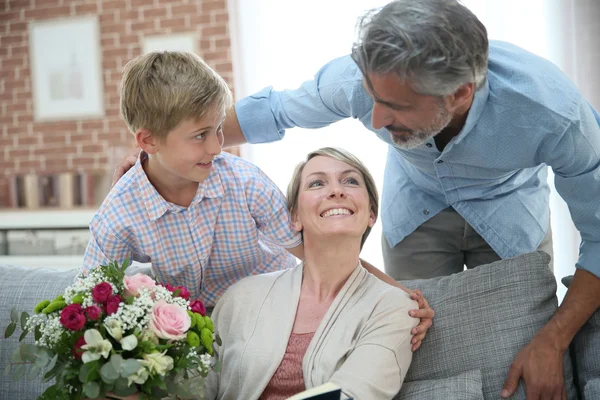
left=395, top=369, right=484, bottom=400
left=401, top=251, right=578, bottom=399
left=584, top=378, right=600, bottom=399
left=562, top=275, right=600, bottom=395
left=0, top=265, right=79, bottom=400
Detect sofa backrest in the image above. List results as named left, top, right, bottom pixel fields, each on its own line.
left=399, top=251, right=578, bottom=399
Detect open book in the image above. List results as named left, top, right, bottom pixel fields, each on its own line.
left=286, top=382, right=352, bottom=400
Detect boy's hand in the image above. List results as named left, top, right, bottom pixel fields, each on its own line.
left=408, top=289, right=434, bottom=352
left=112, top=148, right=140, bottom=187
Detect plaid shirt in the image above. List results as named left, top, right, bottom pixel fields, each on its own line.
left=81, top=151, right=301, bottom=306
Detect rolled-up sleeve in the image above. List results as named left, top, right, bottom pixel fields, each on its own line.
left=544, top=101, right=600, bottom=278
left=235, top=55, right=372, bottom=144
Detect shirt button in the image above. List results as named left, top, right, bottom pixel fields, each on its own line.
left=423, top=209, right=430, bottom=215
left=425, top=143, right=432, bottom=148
left=436, top=160, right=443, bottom=164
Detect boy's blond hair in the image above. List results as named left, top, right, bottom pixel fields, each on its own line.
left=120, top=51, right=233, bottom=139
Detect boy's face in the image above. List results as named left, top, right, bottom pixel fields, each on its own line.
left=152, top=107, right=226, bottom=185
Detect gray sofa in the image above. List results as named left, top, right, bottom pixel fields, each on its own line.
left=1, top=251, right=598, bottom=399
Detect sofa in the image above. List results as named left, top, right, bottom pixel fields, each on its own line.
left=1, top=251, right=598, bottom=399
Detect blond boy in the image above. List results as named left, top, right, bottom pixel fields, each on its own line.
left=81, top=52, right=302, bottom=306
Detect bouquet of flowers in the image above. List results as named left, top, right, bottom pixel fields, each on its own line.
left=4, top=261, right=220, bottom=400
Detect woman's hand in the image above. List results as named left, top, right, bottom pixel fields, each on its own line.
left=408, top=289, right=434, bottom=352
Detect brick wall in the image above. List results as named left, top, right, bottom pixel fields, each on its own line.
left=0, top=0, right=234, bottom=207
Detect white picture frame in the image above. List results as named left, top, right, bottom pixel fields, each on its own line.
left=143, top=32, right=198, bottom=54
left=29, top=16, right=104, bottom=121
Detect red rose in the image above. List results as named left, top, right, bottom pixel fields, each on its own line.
left=189, top=299, right=206, bottom=316
left=72, top=336, right=86, bottom=360
left=105, top=295, right=122, bottom=315
left=59, top=304, right=86, bottom=331
left=174, top=286, right=191, bottom=300
left=85, top=305, right=102, bottom=321
left=92, top=282, right=113, bottom=304
left=163, top=283, right=175, bottom=292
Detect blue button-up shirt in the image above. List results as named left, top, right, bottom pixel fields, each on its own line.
left=235, top=41, right=600, bottom=278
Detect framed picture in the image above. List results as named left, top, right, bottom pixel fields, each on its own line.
left=143, top=32, right=198, bottom=54
left=29, top=16, right=104, bottom=121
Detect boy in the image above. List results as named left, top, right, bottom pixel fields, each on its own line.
left=80, top=51, right=302, bottom=307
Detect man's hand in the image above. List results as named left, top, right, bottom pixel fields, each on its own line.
left=408, top=289, right=434, bottom=352
left=501, top=330, right=567, bottom=399
left=112, top=149, right=139, bottom=187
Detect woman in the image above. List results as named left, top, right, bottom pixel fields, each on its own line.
left=207, top=147, right=419, bottom=399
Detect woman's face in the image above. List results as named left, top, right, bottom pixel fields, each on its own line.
left=293, top=155, right=376, bottom=243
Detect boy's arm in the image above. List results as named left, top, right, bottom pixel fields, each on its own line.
left=360, top=258, right=434, bottom=352
left=81, top=218, right=134, bottom=276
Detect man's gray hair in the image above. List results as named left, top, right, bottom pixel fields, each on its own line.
left=351, top=0, right=488, bottom=97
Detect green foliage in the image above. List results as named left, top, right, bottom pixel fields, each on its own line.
left=200, top=328, right=213, bottom=355
left=71, top=294, right=84, bottom=304
left=34, top=300, right=51, bottom=314
left=41, top=300, right=67, bottom=314
left=99, top=259, right=130, bottom=290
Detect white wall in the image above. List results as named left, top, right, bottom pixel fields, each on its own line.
left=229, top=0, right=583, bottom=300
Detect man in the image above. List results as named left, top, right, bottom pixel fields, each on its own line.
left=218, top=0, right=600, bottom=398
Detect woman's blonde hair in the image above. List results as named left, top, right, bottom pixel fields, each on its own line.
left=287, top=147, right=379, bottom=249
left=120, top=51, right=232, bottom=139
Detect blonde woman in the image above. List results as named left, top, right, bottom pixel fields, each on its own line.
left=208, top=148, right=420, bottom=399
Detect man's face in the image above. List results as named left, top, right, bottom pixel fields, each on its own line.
left=363, top=73, right=453, bottom=149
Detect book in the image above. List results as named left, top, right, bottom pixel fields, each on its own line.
left=286, top=382, right=346, bottom=400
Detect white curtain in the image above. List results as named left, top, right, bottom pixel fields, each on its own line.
left=228, top=0, right=598, bottom=300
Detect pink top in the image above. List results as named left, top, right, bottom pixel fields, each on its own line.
left=260, top=332, right=315, bottom=400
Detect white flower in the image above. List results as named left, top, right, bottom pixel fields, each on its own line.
left=141, top=351, right=174, bottom=376
left=120, top=334, right=138, bottom=351
left=105, top=319, right=123, bottom=341
left=127, top=366, right=149, bottom=386
left=81, top=329, right=112, bottom=363
left=139, top=329, right=159, bottom=345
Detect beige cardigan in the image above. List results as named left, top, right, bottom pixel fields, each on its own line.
left=205, top=263, right=418, bottom=400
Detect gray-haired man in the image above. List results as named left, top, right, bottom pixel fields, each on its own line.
left=222, top=0, right=600, bottom=398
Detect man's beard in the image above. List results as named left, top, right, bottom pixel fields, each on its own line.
left=387, top=103, right=453, bottom=149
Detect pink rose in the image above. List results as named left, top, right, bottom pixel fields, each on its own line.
left=85, top=305, right=102, bottom=321
left=173, top=286, right=191, bottom=300
left=149, top=300, right=191, bottom=340
left=105, top=295, right=122, bottom=315
left=92, top=282, right=113, bottom=304
left=59, top=304, right=86, bottom=331
left=189, top=299, right=206, bottom=316
left=124, top=273, right=157, bottom=297
left=72, top=336, right=86, bottom=360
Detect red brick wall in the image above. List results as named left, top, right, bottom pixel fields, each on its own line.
left=0, top=0, right=234, bottom=207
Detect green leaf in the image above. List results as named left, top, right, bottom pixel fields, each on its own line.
left=12, top=364, right=26, bottom=381
left=83, top=381, right=100, bottom=398
left=4, top=322, right=17, bottom=339
left=20, top=312, right=29, bottom=330
left=27, top=365, right=41, bottom=380
left=18, top=329, right=28, bottom=342
left=10, top=307, right=18, bottom=323
left=20, top=343, right=38, bottom=362
left=109, top=353, right=124, bottom=373
left=79, top=361, right=100, bottom=384
left=34, top=349, right=50, bottom=368
left=12, top=347, right=22, bottom=363
left=112, top=377, right=137, bottom=396
left=34, top=325, right=42, bottom=341
left=99, top=361, right=119, bottom=383
left=46, top=354, right=58, bottom=371
left=216, top=333, right=222, bottom=346
left=121, top=359, right=141, bottom=377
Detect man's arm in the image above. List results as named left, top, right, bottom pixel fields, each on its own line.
left=503, top=100, right=600, bottom=398
left=502, top=269, right=600, bottom=398
left=222, top=106, right=247, bottom=148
